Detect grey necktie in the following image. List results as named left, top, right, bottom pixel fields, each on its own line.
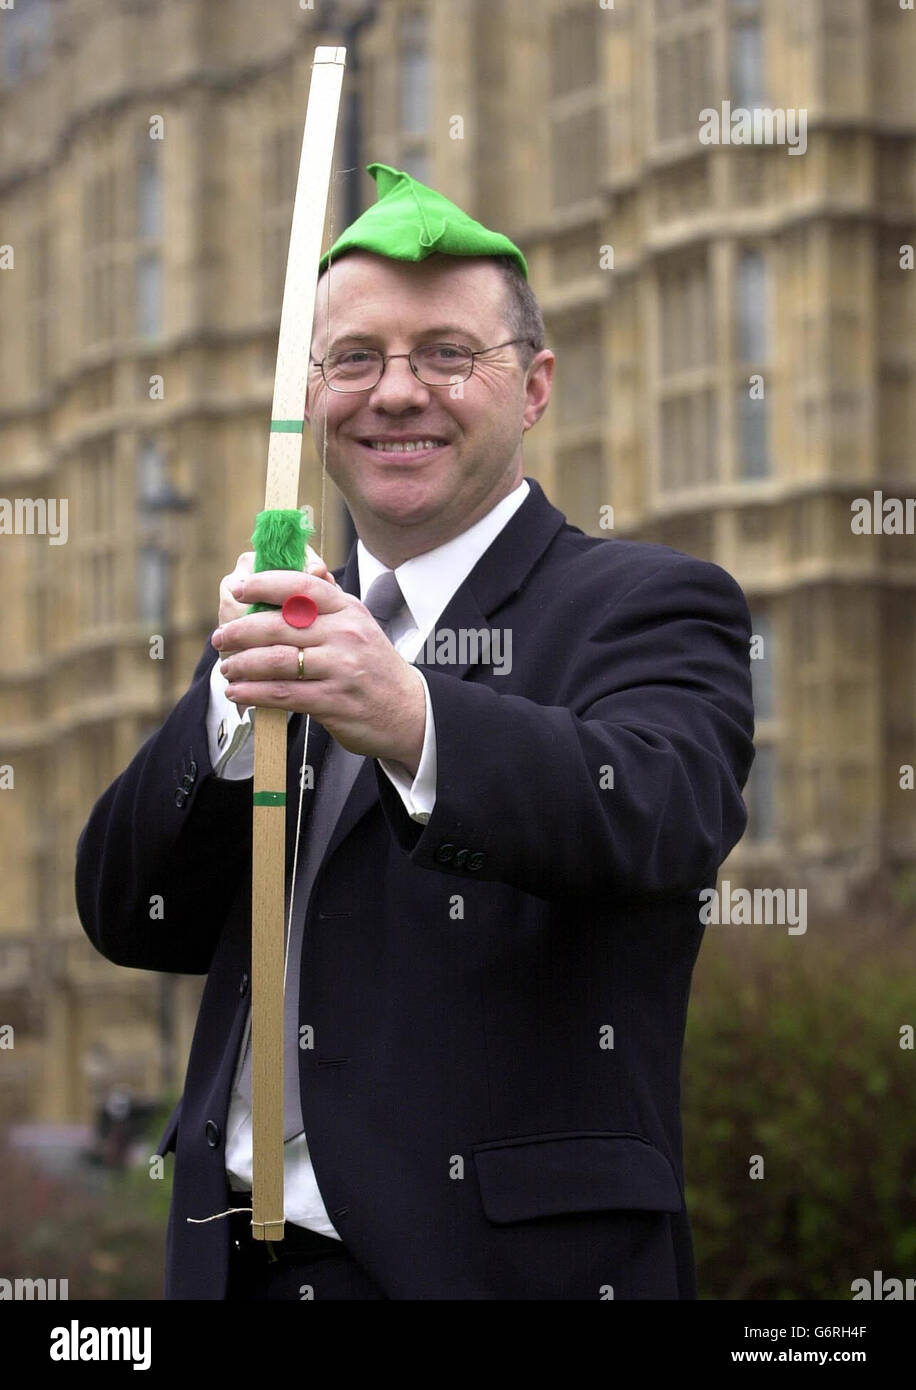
left=236, top=570, right=405, bottom=1141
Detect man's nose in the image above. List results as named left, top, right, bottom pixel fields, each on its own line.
left=367, top=354, right=431, bottom=409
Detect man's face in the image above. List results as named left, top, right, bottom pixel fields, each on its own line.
left=306, top=252, right=553, bottom=563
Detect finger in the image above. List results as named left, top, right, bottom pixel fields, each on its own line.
left=233, top=569, right=348, bottom=612
left=218, top=645, right=303, bottom=683
left=225, top=552, right=255, bottom=591
left=232, top=563, right=334, bottom=594
left=216, top=581, right=369, bottom=654
left=224, top=677, right=338, bottom=717
left=220, top=643, right=338, bottom=686
left=215, top=606, right=332, bottom=655
left=218, top=578, right=252, bottom=626
left=306, top=559, right=337, bottom=585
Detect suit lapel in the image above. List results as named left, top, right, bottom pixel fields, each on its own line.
left=299, top=478, right=568, bottom=864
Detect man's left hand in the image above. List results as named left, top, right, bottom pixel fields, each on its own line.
left=211, top=570, right=427, bottom=776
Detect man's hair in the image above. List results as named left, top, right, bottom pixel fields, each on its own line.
left=492, top=255, right=546, bottom=370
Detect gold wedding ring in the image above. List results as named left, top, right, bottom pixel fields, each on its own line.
left=297, top=648, right=305, bottom=680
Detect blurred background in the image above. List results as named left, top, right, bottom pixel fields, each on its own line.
left=0, top=0, right=913, bottom=1299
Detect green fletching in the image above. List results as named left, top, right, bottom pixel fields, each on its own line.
left=248, top=508, right=315, bottom=614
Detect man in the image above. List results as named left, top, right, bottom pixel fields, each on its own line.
left=75, top=164, right=755, bottom=1300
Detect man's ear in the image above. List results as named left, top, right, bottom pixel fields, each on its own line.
left=522, top=349, right=555, bottom=431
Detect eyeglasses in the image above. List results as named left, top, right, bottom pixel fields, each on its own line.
left=309, top=339, right=535, bottom=392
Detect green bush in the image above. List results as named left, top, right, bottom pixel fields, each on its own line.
left=0, top=1098, right=177, bottom=1300
left=684, top=912, right=916, bottom=1299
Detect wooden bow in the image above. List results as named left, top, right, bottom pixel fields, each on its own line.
left=250, top=46, right=346, bottom=1242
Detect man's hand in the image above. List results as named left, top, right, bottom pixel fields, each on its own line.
left=211, top=568, right=426, bottom=777
left=215, top=548, right=340, bottom=721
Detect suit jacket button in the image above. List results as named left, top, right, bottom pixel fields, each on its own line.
left=452, top=848, right=469, bottom=868
left=181, top=774, right=194, bottom=792
left=434, top=843, right=455, bottom=864
left=467, top=852, right=485, bottom=871
left=239, top=972, right=249, bottom=996
left=175, top=789, right=187, bottom=809
left=188, top=760, right=197, bottom=779
left=205, top=1120, right=221, bottom=1148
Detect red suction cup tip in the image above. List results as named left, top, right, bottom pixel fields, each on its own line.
left=281, top=594, right=319, bottom=629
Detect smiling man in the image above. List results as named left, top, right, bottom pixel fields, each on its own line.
left=76, top=163, right=755, bottom=1301
left=307, top=249, right=551, bottom=562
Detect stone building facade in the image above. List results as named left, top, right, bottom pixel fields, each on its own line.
left=0, top=0, right=913, bottom=1125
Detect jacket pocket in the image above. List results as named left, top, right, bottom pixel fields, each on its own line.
left=471, top=1130, right=683, bottom=1224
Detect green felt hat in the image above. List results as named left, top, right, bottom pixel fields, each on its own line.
left=318, top=162, right=528, bottom=279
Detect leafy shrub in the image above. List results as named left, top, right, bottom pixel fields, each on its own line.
left=0, top=1100, right=175, bottom=1300
left=684, top=907, right=916, bottom=1299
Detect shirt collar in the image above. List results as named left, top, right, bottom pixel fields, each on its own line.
left=356, top=479, right=529, bottom=643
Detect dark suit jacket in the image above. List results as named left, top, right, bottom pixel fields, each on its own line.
left=75, top=477, right=755, bottom=1299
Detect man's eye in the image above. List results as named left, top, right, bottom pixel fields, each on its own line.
left=426, top=345, right=465, bottom=361
left=335, top=350, right=372, bottom=365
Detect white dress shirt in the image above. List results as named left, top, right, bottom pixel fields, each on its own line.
left=214, top=479, right=529, bottom=1235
